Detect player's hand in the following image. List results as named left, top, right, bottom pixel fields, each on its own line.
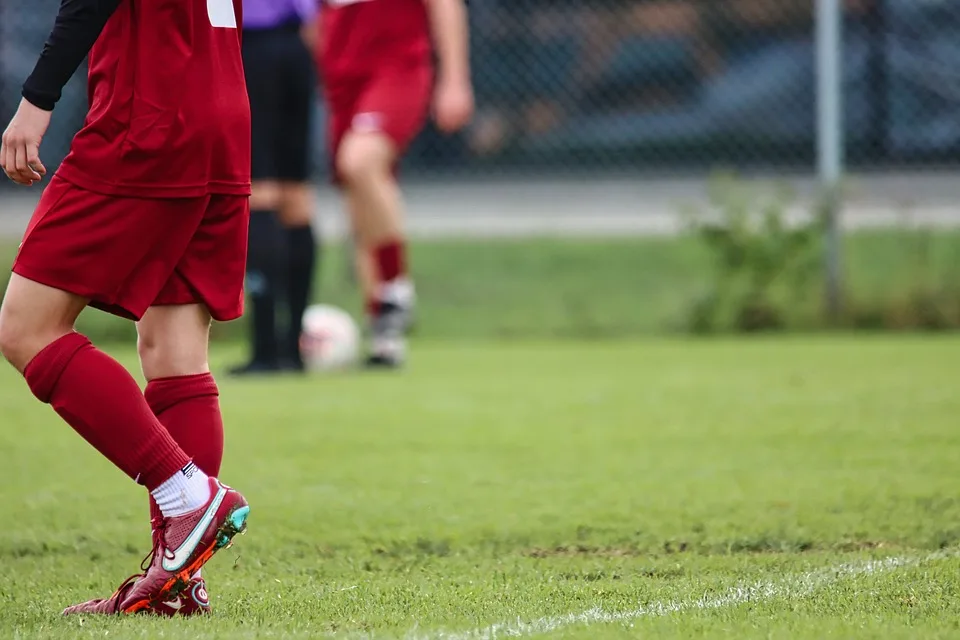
left=432, top=76, right=474, bottom=134
left=1, top=98, right=51, bottom=187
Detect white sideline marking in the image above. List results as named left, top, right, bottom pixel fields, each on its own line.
left=391, top=550, right=955, bottom=640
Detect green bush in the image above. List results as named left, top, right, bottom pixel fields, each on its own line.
left=684, top=173, right=960, bottom=334
left=683, top=173, right=825, bottom=333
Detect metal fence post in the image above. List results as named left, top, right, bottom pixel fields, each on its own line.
left=817, top=0, right=845, bottom=320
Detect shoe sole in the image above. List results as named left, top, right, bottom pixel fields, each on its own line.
left=122, top=505, right=250, bottom=614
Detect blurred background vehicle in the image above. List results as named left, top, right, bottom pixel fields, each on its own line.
left=5, top=1, right=960, bottom=180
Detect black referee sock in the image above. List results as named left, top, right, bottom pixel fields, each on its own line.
left=246, top=211, right=284, bottom=365
left=285, top=224, right=318, bottom=364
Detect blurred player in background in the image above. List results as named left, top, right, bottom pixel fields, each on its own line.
left=318, top=0, right=474, bottom=367
left=0, top=0, right=250, bottom=615
left=231, top=0, right=320, bottom=375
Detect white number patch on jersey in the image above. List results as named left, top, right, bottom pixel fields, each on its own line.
left=207, top=0, right=238, bottom=28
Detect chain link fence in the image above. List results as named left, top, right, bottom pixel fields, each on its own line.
left=0, top=0, right=88, bottom=177
left=2, top=0, right=960, bottom=181
left=428, top=0, right=960, bottom=175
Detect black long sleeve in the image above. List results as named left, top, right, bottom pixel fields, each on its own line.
left=21, top=0, right=123, bottom=111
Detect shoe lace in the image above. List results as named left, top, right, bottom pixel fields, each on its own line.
left=141, top=517, right=175, bottom=572
left=114, top=572, right=142, bottom=595
left=98, top=519, right=169, bottom=610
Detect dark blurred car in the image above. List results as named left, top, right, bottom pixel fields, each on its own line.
left=4, top=0, right=959, bottom=180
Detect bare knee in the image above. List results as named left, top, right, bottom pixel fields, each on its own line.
left=137, top=305, right=211, bottom=381
left=0, top=274, right=85, bottom=372
left=0, top=311, right=34, bottom=371
left=336, top=133, right=395, bottom=187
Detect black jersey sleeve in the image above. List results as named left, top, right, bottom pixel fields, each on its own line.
left=21, top=0, right=123, bottom=111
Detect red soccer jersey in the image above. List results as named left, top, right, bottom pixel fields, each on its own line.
left=57, top=0, right=252, bottom=198
left=320, top=0, right=432, bottom=79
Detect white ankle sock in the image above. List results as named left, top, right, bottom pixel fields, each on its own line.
left=379, top=277, right=415, bottom=308
left=151, top=462, right=211, bottom=518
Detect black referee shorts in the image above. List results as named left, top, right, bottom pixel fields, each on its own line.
left=242, top=24, right=315, bottom=183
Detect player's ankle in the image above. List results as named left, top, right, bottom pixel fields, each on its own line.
left=378, top=277, right=415, bottom=309
left=150, top=462, right=211, bottom=518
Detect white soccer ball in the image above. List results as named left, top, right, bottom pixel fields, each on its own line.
left=300, top=304, right=361, bottom=372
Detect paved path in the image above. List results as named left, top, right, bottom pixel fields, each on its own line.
left=0, top=171, right=958, bottom=240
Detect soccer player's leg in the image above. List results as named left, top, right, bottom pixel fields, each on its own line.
left=337, top=133, right=412, bottom=367
left=109, top=194, right=252, bottom=613
left=138, top=304, right=222, bottom=617
left=1, top=178, right=244, bottom=613
left=335, top=65, right=432, bottom=368
left=275, top=34, right=319, bottom=372
left=139, top=193, right=247, bottom=495
left=354, top=245, right=379, bottom=310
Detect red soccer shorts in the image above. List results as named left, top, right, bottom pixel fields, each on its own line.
left=326, top=61, right=433, bottom=183
left=13, top=176, right=250, bottom=322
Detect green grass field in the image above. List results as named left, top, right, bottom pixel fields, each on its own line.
left=2, top=337, right=960, bottom=639
left=0, top=230, right=945, bottom=343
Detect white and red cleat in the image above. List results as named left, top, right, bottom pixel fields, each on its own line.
left=63, top=477, right=248, bottom=616
left=63, top=576, right=212, bottom=616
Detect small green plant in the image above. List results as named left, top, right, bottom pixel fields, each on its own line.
left=684, top=172, right=825, bottom=333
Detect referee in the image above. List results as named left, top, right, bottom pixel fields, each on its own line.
left=231, top=0, right=319, bottom=376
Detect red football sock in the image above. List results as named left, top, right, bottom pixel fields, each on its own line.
left=373, top=240, right=407, bottom=284
left=23, top=332, right=190, bottom=491
left=145, top=373, right=225, bottom=525
left=368, top=240, right=408, bottom=316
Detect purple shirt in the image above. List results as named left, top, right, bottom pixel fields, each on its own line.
left=243, top=0, right=317, bottom=30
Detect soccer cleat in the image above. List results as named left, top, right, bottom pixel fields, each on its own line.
left=278, top=356, right=306, bottom=374
left=118, top=478, right=249, bottom=614
left=227, top=360, right=283, bottom=377
left=63, top=576, right=211, bottom=617
left=366, top=279, right=415, bottom=369
left=64, top=515, right=213, bottom=617
left=229, top=357, right=304, bottom=376
left=63, top=575, right=141, bottom=616
left=152, top=577, right=212, bottom=617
